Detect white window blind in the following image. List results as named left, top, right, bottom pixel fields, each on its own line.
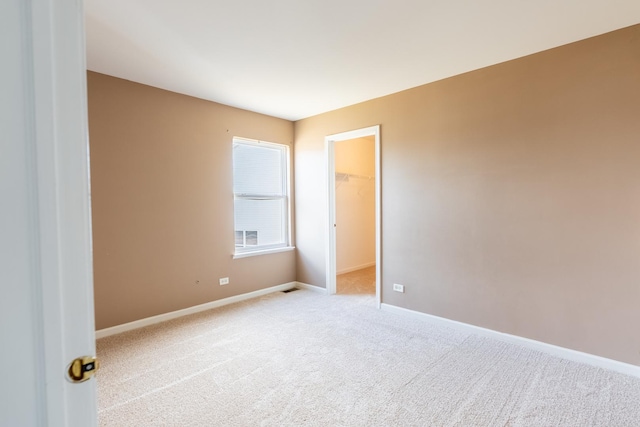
left=233, top=138, right=289, bottom=253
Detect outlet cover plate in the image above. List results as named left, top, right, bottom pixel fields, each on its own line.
left=393, top=283, right=404, bottom=293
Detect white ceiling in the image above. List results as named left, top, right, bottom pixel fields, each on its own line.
left=85, top=0, right=640, bottom=121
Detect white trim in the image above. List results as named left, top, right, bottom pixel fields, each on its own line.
left=337, top=262, right=376, bottom=276
left=232, top=246, right=295, bottom=259
left=325, top=125, right=381, bottom=308
left=325, top=137, right=337, bottom=295
left=374, top=127, right=381, bottom=310
left=380, top=303, right=640, bottom=379
left=295, top=282, right=328, bottom=294
left=96, top=282, right=297, bottom=339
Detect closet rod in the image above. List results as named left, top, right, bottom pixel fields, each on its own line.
left=335, top=171, right=373, bottom=180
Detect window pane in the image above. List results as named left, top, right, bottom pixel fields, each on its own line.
left=234, top=198, right=284, bottom=247
left=235, top=230, right=244, bottom=247
left=233, top=143, right=283, bottom=196
left=245, top=231, right=258, bottom=246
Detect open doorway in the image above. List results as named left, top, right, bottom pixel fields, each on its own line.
left=335, top=136, right=376, bottom=294
left=325, top=126, right=381, bottom=307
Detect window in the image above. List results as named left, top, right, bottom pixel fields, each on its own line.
left=233, top=138, right=290, bottom=255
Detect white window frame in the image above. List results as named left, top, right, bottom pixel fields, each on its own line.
left=232, top=137, right=292, bottom=257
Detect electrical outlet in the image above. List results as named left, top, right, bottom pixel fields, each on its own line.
left=219, top=277, right=229, bottom=286
left=393, top=283, right=404, bottom=293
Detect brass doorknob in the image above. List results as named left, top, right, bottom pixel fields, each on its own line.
left=67, top=356, right=100, bottom=383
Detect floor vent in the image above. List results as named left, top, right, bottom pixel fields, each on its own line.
left=282, top=288, right=299, bottom=293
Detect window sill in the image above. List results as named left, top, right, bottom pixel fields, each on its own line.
left=233, top=246, right=295, bottom=259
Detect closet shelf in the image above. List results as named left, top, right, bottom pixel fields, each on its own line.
left=335, top=171, right=374, bottom=194
left=335, top=171, right=373, bottom=181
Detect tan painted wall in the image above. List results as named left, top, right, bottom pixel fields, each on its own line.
left=294, top=25, right=640, bottom=365
left=88, top=72, right=295, bottom=330
left=335, top=137, right=376, bottom=273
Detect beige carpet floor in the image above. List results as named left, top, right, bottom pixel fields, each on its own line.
left=337, top=266, right=376, bottom=295
left=96, top=287, right=640, bottom=426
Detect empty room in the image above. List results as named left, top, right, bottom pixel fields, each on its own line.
left=3, top=0, right=640, bottom=426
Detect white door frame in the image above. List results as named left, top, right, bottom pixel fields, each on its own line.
left=1, top=0, right=97, bottom=425
left=325, top=125, right=381, bottom=307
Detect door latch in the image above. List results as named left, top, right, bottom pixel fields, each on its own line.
left=67, top=356, right=100, bottom=383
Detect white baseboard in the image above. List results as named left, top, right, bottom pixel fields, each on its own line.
left=337, top=262, right=375, bottom=276
left=96, top=282, right=297, bottom=339
left=380, top=303, right=640, bottom=379
left=295, top=281, right=328, bottom=294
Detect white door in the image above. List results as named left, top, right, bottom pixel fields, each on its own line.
left=1, top=0, right=97, bottom=425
